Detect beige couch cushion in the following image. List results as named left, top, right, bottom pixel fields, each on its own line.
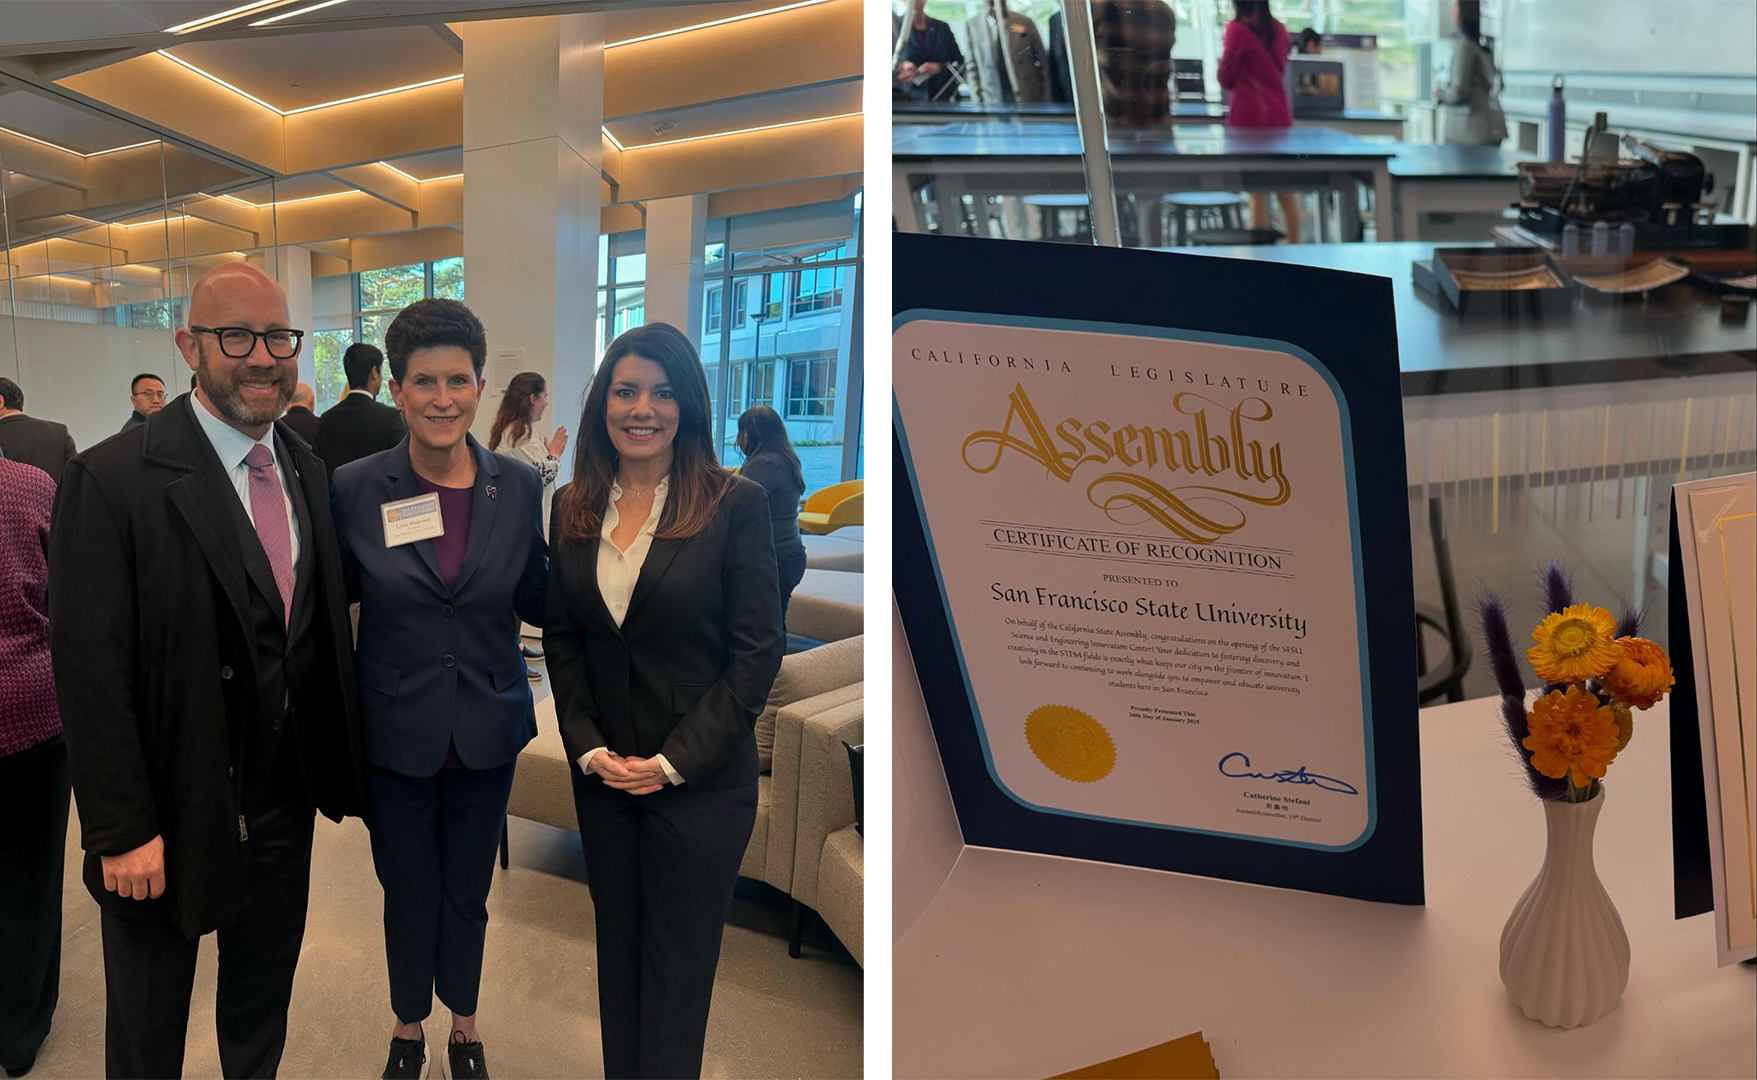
left=506, top=696, right=577, bottom=831
left=787, top=569, right=864, bottom=643
left=764, top=682, right=862, bottom=895
left=802, top=533, right=864, bottom=572
left=756, top=635, right=863, bottom=772
left=788, top=699, right=863, bottom=910
left=817, top=825, right=864, bottom=966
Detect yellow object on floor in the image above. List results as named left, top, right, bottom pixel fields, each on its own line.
left=798, top=478, right=863, bottom=535
left=1047, top=1032, right=1219, bottom=1079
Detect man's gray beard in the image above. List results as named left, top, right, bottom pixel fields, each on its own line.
left=196, top=352, right=292, bottom=427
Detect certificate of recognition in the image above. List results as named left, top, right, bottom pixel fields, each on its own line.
left=894, top=236, right=1423, bottom=904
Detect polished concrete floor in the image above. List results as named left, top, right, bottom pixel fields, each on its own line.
left=29, top=672, right=863, bottom=1080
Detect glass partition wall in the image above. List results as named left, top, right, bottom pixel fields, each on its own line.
left=2, top=83, right=276, bottom=452
left=894, top=0, right=1757, bottom=700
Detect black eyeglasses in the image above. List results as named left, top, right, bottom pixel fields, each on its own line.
left=190, top=325, right=304, bottom=360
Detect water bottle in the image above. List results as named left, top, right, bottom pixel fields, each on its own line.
left=1618, top=223, right=1635, bottom=258
left=1562, top=223, right=1580, bottom=258
left=1591, top=220, right=1609, bottom=256
left=1547, top=76, right=1567, bottom=162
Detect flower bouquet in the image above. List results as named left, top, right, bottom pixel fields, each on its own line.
left=1477, top=564, right=1676, bottom=1028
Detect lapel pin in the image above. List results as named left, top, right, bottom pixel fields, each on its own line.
left=486, top=484, right=498, bottom=500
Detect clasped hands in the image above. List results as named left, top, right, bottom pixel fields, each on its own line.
left=588, top=751, right=670, bottom=795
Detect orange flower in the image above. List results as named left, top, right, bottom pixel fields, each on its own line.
left=1528, top=604, right=1623, bottom=684
left=1600, top=636, right=1674, bottom=710
left=1523, top=686, right=1622, bottom=789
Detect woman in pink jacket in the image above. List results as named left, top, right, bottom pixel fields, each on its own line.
left=1218, top=0, right=1301, bottom=242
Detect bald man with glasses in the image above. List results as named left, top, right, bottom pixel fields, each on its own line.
left=51, top=263, right=366, bottom=1079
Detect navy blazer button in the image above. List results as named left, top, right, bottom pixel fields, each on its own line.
left=220, top=666, right=233, bottom=680
left=442, top=605, right=455, bottom=617
left=443, top=654, right=456, bottom=667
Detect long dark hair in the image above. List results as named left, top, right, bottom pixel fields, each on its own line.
left=1457, top=0, right=1492, bottom=58
left=557, top=323, right=731, bottom=542
left=1234, top=0, right=1278, bottom=52
left=489, top=371, right=545, bottom=451
left=738, top=405, right=804, bottom=490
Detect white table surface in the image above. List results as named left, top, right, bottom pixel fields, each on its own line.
left=895, top=611, right=1757, bottom=1079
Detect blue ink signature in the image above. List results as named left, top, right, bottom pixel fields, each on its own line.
left=1218, top=752, right=1360, bottom=795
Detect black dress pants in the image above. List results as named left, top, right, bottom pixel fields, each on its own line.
left=367, top=761, right=517, bottom=1025
left=777, top=547, right=807, bottom=622
left=0, top=740, right=70, bottom=1075
left=570, top=770, right=758, bottom=1080
left=100, top=799, right=314, bottom=1080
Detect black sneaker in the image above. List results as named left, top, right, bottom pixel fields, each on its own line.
left=444, top=1032, right=487, bottom=1079
left=382, top=1032, right=429, bottom=1080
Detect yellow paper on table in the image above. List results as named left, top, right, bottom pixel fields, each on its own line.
left=1047, top=1031, right=1219, bottom=1079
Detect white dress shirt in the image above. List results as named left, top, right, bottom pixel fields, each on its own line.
left=577, top=478, right=684, bottom=786
left=189, top=394, right=302, bottom=569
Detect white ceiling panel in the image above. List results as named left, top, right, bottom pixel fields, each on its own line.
left=166, top=26, right=462, bottom=111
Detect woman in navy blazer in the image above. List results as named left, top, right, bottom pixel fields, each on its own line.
left=331, top=300, right=546, bottom=1080
left=546, top=323, right=783, bottom=1079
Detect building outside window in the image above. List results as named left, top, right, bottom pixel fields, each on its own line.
left=695, top=191, right=862, bottom=492
left=596, top=230, right=647, bottom=368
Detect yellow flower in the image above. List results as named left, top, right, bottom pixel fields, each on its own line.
left=1523, top=686, right=1622, bottom=789
left=1609, top=702, right=1634, bottom=752
left=1600, top=636, right=1674, bottom=710
left=1528, top=604, right=1623, bottom=684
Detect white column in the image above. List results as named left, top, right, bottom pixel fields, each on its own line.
left=275, top=245, right=315, bottom=388
left=643, top=193, right=708, bottom=343
left=460, top=13, right=604, bottom=462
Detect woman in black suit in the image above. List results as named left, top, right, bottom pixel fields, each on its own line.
left=544, top=323, right=783, bottom=1080
left=735, top=405, right=807, bottom=618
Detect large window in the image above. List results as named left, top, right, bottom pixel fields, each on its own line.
left=696, top=192, right=862, bottom=491
left=311, top=257, right=463, bottom=412
left=596, top=231, right=646, bottom=368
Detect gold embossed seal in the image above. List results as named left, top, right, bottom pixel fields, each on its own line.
left=1025, top=704, right=1115, bottom=782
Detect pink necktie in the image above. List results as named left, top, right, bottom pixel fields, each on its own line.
left=244, top=444, right=294, bottom=627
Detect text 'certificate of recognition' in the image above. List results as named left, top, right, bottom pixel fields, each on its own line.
left=895, top=314, right=1375, bottom=850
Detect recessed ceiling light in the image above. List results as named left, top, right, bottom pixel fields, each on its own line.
left=624, top=111, right=860, bottom=149
left=248, top=0, right=350, bottom=27
left=164, top=0, right=298, bottom=35
left=605, top=0, right=835, bottom=48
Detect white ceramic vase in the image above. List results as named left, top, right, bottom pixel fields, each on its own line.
left=1499, top=787, right=1631, bottom=1028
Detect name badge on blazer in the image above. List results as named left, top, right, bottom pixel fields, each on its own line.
left=380, top=494, right=445, bottom=547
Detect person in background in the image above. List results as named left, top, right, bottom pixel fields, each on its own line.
left=331, top=300, right=547, bottom=1080
left=50, top=263, right=367, bottom=1079
left=546, top=323, right=782, bottom=1080
left=488, top=371, right=568, bottom=505
left=895, top=0, right=963, bottom=103
left=1436, top=0, right=1506, bottom=145
left=1219, top=0, right=1301, bottom=242
left=965, top=0, right=1052, bottom=106
left=1297, top=27, right=1322, bottom=54
left=121, top=373, right=166, bottom=432
left=736, top=405, right=807, bottom=621
left=488, top=371, right=569, bottom=675
left=316, top=343, right=405, bottom=477
left=0, top=378, right=76, bottom=485
left=1091, top=0, right=1177, bottom=128
left=0, top=455, right=65, bottom=1080
left=281, top=382, right=320, bottom=447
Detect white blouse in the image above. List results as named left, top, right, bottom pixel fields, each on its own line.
left=576, top=478, right=684, bottom=785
